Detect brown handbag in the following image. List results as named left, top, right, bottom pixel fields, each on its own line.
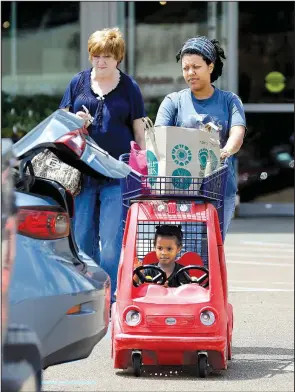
left=29, top=149, right=82, bottom=196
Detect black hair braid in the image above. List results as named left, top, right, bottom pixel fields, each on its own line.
left=210, top=39, right=226, bottom=82
left=176, top=47, right=184, bottom=63
left=176, top=37, right=226, bottom=83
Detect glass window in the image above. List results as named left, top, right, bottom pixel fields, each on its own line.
left=133, top=2, right=227, bottom=119
left=238, top=112, right=294, bottom=203
left=238, top=2, right=294, bottom=103
left=134, top=2, right=210, bottom=101
left=1, top=1, right=80, bottom=95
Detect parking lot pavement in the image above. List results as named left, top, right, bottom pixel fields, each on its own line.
left=43, top=217, right=294, bottom=392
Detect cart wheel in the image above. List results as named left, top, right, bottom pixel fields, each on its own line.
left=132, top=353, right=142, bottom=377
left=198, top=354, right=208, bottom=378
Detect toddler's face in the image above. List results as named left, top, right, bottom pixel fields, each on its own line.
left=154, top=236, right=181, bottom=265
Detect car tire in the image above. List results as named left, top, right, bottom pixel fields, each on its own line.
left=2, top=360, right=40, bottom=392
left=3, top=324, right=42, bottom=391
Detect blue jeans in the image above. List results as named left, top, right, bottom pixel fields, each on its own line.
left=73, top=178, right=123, bottom=302
left=223, top=195, right=236, bottom=238
left=182, top=196, right=236, bottom=264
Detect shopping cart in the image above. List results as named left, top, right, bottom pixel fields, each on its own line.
left=119, top=153, right=228, bottom=240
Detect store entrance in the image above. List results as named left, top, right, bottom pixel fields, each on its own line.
left=237, top=2, right=294, bottom=216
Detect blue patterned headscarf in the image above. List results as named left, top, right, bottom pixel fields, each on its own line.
left=179, top=36, right=217, bottom=63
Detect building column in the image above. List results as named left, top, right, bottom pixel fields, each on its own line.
left=80, top=2, right=118, bottom=70
left=227, top=2, right=238, bottom=94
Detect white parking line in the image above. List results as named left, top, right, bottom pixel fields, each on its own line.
left=240, top=241, right=294, bottom=248
left=233, top=354, right=294, bottom=360
left=227, top=260, right=293, bottom=267
left=43, top=381, right=97, bottom=385
left=229, top=287, right=294, bottom=292
left=283, top=363, right=295, bottom=372
left=226, top=246, right=294, bottom=253
left=226, top=252, right=293, bottom=260
left=228, top=279, right=294, bottom=286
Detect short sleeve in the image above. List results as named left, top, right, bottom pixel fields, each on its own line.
left=129, top=77, right=146, bottom=120
left=228, top=93, right=247, bottom=130
left=155, top=93, right=178, bottom=126
left=59, top=72, right=83, bottom=112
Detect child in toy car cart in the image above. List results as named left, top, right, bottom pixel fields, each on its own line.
left=133, top=224, right=202, bottom=287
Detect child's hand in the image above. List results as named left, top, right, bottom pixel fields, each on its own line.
left=134, top=257, right=142, bottom=269
left=133, top=258, right=143, bottom=286
left=163, top=280, right=169, bottom=288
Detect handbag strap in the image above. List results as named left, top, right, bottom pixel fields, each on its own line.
left=142, top=117, right=161, bottom=160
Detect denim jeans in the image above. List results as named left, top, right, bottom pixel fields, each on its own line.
left=73, top=177, right=123, bottom=303
left=181, top=196, right=236, bottom=266
left=223, top=195, right=236, bottom=238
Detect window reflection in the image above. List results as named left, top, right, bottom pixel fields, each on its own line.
left=134, top=2, right=212, bottom=99
left=238, top=2, right=294, bottom=103
left=1, top=2, right=80, bottom=95
left=238, top=113, right=294, bottom=202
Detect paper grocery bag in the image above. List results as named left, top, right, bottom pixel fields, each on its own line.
left=142, top=117, right=220, bottom=194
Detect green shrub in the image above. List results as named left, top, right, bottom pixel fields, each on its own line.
left=1, top=92, right=61, bottom=139
left=1, top=92, right=162, bottom=140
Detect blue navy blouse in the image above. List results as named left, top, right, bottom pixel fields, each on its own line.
left=59, top=68, right=146, bottom=159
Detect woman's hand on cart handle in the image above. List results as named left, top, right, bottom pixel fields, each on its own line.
left=220, top=147, right=233, bottom=159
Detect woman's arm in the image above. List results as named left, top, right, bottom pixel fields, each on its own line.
left=59, top=72, right=91, bottom=126
left=155, top=94, right=177, bottom=127
left=221, top=93, right=247, bottom=159
left=220, top=125, right=246, bottom=159
left=133, top=119, right=146, bottom=150
left=128, top=77, right=146, bottom=148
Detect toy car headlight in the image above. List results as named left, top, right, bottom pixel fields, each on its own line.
left=178, top=203, right=190, bottom=212
left=200, top=310, right=215, bottom=326
left=126, top=310, right=141, bottom=326
left=157, top=203, right=167, bottom=212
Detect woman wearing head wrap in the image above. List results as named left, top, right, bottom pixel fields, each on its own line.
left=155, top=36, right=246, bottom=237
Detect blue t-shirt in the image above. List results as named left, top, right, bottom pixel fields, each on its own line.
left=59, top=68, right=146, bottom=160
left=154, top=87, right=246, bottom=197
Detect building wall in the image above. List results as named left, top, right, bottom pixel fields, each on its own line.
left=2, top=2, right=80, bottom=95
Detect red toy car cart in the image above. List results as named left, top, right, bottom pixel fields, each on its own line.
left=111, top=155, right=233, bottom=378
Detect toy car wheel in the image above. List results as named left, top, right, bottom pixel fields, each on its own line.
left=132, top=353, right=142, bottom=377
left=227, top=338, right=232, bottom=360
left=198, top=354, right=208, bottom=378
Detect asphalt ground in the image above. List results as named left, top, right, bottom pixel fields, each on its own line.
left=43, top=217, right=294, bottom=392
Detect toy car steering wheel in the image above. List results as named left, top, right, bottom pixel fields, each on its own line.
left=133, top=265, right=167, bottom=287
left=175, top=265, right=209, bottom=288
